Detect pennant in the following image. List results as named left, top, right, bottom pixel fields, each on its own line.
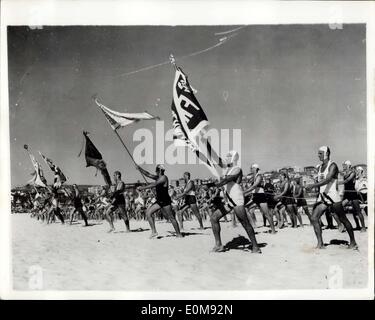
left=94, top=98, right=159, bottom=130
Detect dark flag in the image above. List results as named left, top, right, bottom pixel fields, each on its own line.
left=81, top=131, right=112, bottom=186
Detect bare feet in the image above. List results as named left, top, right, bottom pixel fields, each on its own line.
left=316, top=243, right=326, bottom=249
left=176, top=233, right=184, bottom=238
left=107, top=227, right=115, bottom=233
left=348, top=242, right=358, bottom=250
left=251, top=246, right=262, bottom=253
left=149, top=232, right=158, bottom=239
left=211, top=245, right=226, bottom=252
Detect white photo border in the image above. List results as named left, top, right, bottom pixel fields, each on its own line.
left=0, top=0, right=373, bottom=300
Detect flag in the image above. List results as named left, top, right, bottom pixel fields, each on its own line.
left=39, top=152, right=67, bottom=188
left=94, top=98, right=159, bottom=130
left=81, top=131, right=112, bottom=186
left=171, top=66, right=225, bottom=177
left=24, top=145, right=47, bottom=188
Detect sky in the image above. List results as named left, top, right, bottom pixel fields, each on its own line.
left=7, top=24, right=367, bottom=187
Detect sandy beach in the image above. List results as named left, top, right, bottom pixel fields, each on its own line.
left=12, top=213, right=368, bottom=291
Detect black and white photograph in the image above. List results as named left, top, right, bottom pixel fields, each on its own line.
left=0, top=1, right=373, bottom=300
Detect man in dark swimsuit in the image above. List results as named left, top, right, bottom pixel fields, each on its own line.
left=136, top=164, right=183, bottom=239
left=47, top=188, right=65, bottom=225
left=339, top=160, right=366, bottom=232
left=105, top=171, right=130, bottom=233
left=175, top=172, right=204, bottom=230
left=274, top=172, right=300, bottom=228
left=292, top=175, right=311, bottom=224
left=70, top=184, right=89, bottom=226
left=244, top=164, right=276, bottom=234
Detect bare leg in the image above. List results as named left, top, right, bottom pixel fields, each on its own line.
left=246, top=205, right=257, bottom=228
left=161, top=205, right=182, bottom=237
left=311, top=204, right=327, bottom=249
left=281, top=207, right=288, bottom=225
left=118, top=204, right=130, bottom=232
left=352, top=200, right=366, bottom=231
left=77, top=207, right=89, bottom=226
left=231, top=210, right=237, bottom=227
left=145, top=203, right=162, bottom=238
left=209, top=206, right=226, bottom=251
left=274, top=207, right=282, bottom=228
left=260, top=203, right=276, bottom=234
left=191, top=203, right=204, bottom=229
left=234, top=206, right=261, bottom=253
left=286, top=204, right=297, bottom=228
left=294, top=205, right=303, bottom=227
left=303, top=206, right=312, bottom=224
left=177, top=206, right=187, bottom=230
left=332, top=202, right=358, bottom=249
left=104, top=206, right=115, bottom=232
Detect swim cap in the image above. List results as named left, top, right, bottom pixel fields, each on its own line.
left=343, top=160, right=351, bottom=167
left=251, top=163, right=259, bottom=170
left=156, top=164, right=165, bottom=171
left=356, top=166, right=364, bottom=174
left=318, top=146, right=330, bottom=160
left=226, top=150, right=239, bottom=164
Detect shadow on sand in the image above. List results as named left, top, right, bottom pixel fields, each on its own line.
left=327, top=239, right=349, bottom=246
left=224, top=235, right=267, bottom=251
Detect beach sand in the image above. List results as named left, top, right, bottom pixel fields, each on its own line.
left=12, top=213, right=368, bottom=291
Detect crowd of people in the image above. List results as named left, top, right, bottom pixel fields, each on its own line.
left=12, top=146, right=368, bottom=252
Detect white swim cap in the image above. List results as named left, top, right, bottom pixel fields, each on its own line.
left=318, top=146, right=330, bottom=160
left=226, top=150, right=239, bottom=164
left=356, top=166, right=364, bottom=174
left=156, top=164, right=165, bottom=171
left=343, top=160, right=351, bottom=167
left=251, top=163, right=259, bottom=170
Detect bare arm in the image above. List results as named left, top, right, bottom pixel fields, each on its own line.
left=244, top=175, right=262, bottom=196
left=274, top=182, right=290, bottom=200
left=338, top=171, right=355, bottom=185
left=216, top=168, right=240, bottom=188
left=176, top=181, right=194, bottom=199
left=216, top=175, right=237, bottom=188
left=306, top=163, right=338, bottom=190
left=136, top=165, right=158, bottom=180
left=138, top=175, right=166, bottom=191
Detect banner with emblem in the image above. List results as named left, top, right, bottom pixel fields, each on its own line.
left=171, top=65, right=225, bottom=177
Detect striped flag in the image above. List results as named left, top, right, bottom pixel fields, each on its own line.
left=171, top=66, right=224, bottom=177
left=23, top=145, right=47, bottom=187
left=38, top=152, right=67, bottom=188
left=94, top=98, right=159, bottom=130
